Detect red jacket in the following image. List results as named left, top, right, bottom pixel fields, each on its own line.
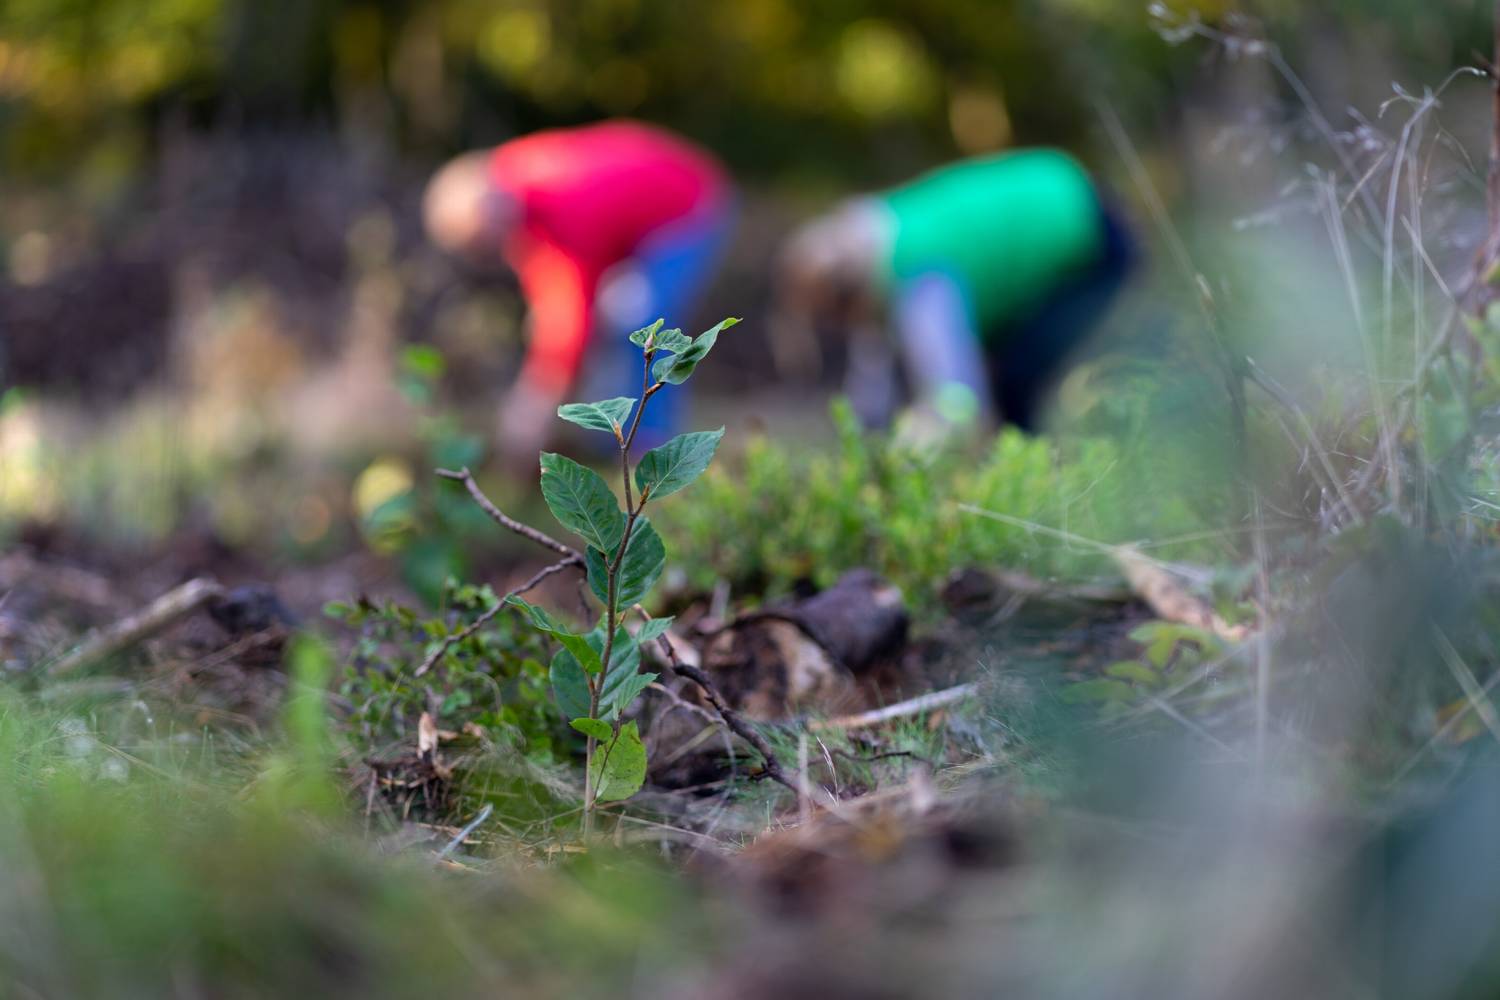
left=489, top=121, right=728, bottom=392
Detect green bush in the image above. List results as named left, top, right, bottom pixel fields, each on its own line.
left=663, top=399, right=1218, bottom=617
left=330, top=582, right=563, bottom=761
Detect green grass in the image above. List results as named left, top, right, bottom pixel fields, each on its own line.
left=0, top=640, right=727, bottom=999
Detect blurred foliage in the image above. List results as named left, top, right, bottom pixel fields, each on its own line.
left=357, top=344, right=493, bottom=601
left=0, top=0, right=1492, bottom=195
left=662, top=398, right=1224, bottom=618
left=329, top=580, right=566, bottom=764
left=0, top=657, right=710, bottom=997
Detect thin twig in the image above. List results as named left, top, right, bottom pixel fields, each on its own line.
left=645, top=681, right=736, bottom=777
left=809, top=683, right=981, bottom=732
left=414, top=557, right=583, bottom=677
left=639, top=611, right=796, bottom=793
left=435, top=803, right=494, bottom=862
left=830, top=748, right=930, bottom=767
left=435, top=468, right=581, bottom=560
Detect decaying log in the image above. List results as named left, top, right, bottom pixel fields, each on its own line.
left=700, top=570, right=909, bottom=721
left=46, top=577, right=227, bottom=676
left=45, top=578, right=296, bottom=676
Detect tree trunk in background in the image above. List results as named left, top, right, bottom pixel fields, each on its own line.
left=222, top=0, right=339, bottom=122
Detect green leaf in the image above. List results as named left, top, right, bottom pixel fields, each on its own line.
left=507, top=596, right=602, bottom=674
left=589, top=721, right=647, bottom=802
left=538, top=453, right=624, bottom=553
left=585, top=519, right=666, bottom=608
left=591, top=628, right=653, bottom=719
left=551, top=649, right=591, bottom=720
left=651, top=317, right=739, bottom=384
left=557, top=398, right=637, bottom=437
left=550, top=625, right=640, bottom=722
left=635, top=429, right=725, bottom=501
left=627, top=319, right=665, bottom=348
left=1105, top=661, right=1162, bottom=687
left=635, top=616, right=674, bottom=647
left=597, top=630, right=641, bottom=708
left=605, top=670, right=657, bottom=718
left=630, top=319, right=694, bottom=354
left=570, top=717, right=613, bottom=741
left=653, top=327, right=693, bottom=353
left=400, top=344, right=446, bottom=380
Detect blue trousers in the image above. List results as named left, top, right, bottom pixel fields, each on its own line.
left=585, top=200, right=736, bottom=449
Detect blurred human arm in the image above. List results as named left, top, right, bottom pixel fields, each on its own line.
left=498, top=239, right=597, bottom=466
left=890, top=271, right=995, bottom=439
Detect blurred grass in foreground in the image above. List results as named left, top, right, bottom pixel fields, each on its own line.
left=0, top=638, right=716, bottom=999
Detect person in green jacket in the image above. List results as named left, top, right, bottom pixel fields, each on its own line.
left=778, top=149, right=1134, bottom=432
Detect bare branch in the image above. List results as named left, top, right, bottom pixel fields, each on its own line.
left=414, top=557, right=583, bottom=677
left=435, top=467, right=582, bottom=560
left=639, top=611, right=796, bottom=794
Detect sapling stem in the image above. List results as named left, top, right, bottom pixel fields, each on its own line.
left=583, top=346, right=661, bottom=834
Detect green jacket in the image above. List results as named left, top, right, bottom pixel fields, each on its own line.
left=877, top=149, right=1107, bottom=336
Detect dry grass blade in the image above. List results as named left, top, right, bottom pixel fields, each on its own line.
left=808, top=683, right=981, bottom=732
left=1433, top=627, right=1500, bottom=746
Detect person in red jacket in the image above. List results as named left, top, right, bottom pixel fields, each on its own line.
left=424, top=121, right=734, bottom=461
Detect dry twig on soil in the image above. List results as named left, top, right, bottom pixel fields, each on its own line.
left=1113, top=547, right=1250, bottom=643
left=639, top=610, right=798, bottom=794
left=47, top=577, right=227, bottom=676
left=809, top=683, right=982, bottom=732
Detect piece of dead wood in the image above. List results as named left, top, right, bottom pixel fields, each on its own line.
left=718, top=569, right=908, bottom=672
left=704, top=618, right=859, bottom=721
left=637, top=611, right=796, bottom=794
left=809, top=683, right=982, bottom=732
left=1112, top=547, right=1250, bottom=643
left=47, top=577, right=227, bottom=676
left=700, top=570, right=909, bottom=722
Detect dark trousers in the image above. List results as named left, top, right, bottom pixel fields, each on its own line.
left=986, top=205, right=1136, bottom=431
